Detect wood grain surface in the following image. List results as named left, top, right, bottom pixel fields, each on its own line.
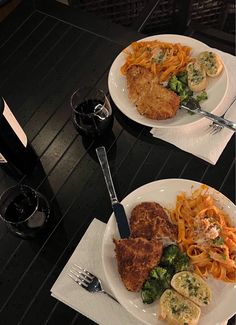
left=0, top=2, right=235, bottom=324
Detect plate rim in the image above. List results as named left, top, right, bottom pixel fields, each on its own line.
left=102, top=178, right=236, bottom=325
left=108, top=34, right=229, bottom=129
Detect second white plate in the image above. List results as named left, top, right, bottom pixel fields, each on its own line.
left=108, top=34, right=228, bottom=129
left=102, top=179, right=236, bottom=325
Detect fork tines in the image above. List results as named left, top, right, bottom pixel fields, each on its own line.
left=68, top=264, right=94, bottom=287
left=74, top=264, right=94, bottom=279
left=208, top=124, right=223, bottom=135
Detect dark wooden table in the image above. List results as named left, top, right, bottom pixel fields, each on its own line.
left=0, top=2, right=235, bottom=324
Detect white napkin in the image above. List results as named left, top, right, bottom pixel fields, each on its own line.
left=151, top=51, right=236, bottom=165
left=51, top=218, right=228, bottom=325
left=51, top=218, right=142, bottom=325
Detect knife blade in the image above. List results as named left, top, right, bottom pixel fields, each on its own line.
left=96, top=146, right=130, bottom=238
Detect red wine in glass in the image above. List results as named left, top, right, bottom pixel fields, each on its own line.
left=71, top=87, right=113, bottom=137
left=0, top=185, right=50, bottom=239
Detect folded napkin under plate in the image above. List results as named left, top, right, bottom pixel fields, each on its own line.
left=151, top=51, right=236, bottom=165
left=51, top=218, right=141, bottom=325
left=51, top=218, right=228, bottom=325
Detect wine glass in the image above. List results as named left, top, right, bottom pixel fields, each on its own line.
left=0, top=185, right=51, bottom=239
left=70, top=86, right=113, bottom=137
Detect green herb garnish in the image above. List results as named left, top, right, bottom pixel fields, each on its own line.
left=212, top=236, right=224, bottom=245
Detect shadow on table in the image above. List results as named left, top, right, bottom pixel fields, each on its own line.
left=81, top=127, right=117, bottom=163
left=112, top=101, right=173, bottom=147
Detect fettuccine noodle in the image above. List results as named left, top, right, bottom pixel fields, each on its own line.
left=120, top=40, right=192, bottom=82
left=169, top=185, right=236, bottom=282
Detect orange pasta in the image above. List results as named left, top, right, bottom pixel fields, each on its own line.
left=169, top=185, right=236, bottom=282
left=120, top=40, right=192, bottom=82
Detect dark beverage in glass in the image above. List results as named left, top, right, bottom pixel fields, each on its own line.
left=0, top=185, right=50, bottom=239
left=71, top=87, right=113, bottom=137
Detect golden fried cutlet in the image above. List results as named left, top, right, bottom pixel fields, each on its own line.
left=130, top=202, right=178, bottom=242
left=126, top=65, right=157, bottom=104
left=113, top=237, right=163, bottom=292
left=126, top=65, right=180, bottom=120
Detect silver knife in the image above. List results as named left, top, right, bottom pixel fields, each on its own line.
left=181, top=98, right=236, bottom=132
left=96, top=146, right=130, bottom=238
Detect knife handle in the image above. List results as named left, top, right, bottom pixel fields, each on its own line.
left=181, top=102, right=236, bottom=132
left=197, top=110, right=236, bottom=132
left=96, top=146, right=118, bottom=204
left=112, top=202, right=130, bottom=238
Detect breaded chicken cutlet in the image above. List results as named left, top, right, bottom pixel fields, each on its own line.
left=130, top=202, right=178, bottom=242
left=114, top=237, right=163, bottom=292
left=126, top=65, right=180, bottom=120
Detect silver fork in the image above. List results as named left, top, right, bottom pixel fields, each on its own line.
left=208, top=97, right=236, bottom=134
left=68, top=264, right=118, bottom=302
left=181, top=98, right=236, bottom=132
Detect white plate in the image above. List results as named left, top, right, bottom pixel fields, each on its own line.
left=108, top=34, right=229, bottom=129
left=102, top=179, right=236, bottom=325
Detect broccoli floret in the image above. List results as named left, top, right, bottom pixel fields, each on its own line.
left=168, top=76, right=183, bottom=93
left=141, top=288, right=156, bottom=304
left=196, top=90, right=208, bottom=102
left=174, top=252, right=190, bottom=272
left=150, top=266, right=173, bottom=289
left=141, top=266, right=174, bottom=304
left=141, top=279, right=164, bottom=304
left=149, top=268, right=159, bottom=279
left=160, top=245, right=191, bottom=273
left=177, top=71, right=188, bottom=84
left=168, top=75, right=178, bottom=91
left=180, top=89, right=193, bottom=104
left=141, top=245, right=191, bottom=304
left=143, top=278, right=156, bottom=291
left=160, top=245, right=180, bottom=266
left=176, top=82, right=184, bottom=94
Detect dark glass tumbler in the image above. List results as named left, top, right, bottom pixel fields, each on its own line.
left=0, top=185, right=50, bottom=239
left=70, top=87, right=113, bottom=137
